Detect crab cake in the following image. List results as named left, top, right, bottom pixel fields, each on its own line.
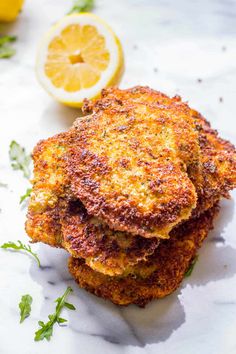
left=68, top=204, right=218, bottom=307
left=67, top=93, right=200, bottom=238
left=25, top=85, right=236, bottom=308
left=26, top=134, right=159, bottom=275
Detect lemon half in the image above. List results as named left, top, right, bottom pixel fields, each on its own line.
left=0, top=0, right=24, bottom=22
left=36, top=13, right=124, bottom=107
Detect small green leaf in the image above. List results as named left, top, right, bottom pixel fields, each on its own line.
left=0, top=35, right=17, bottom=45
left=64, top=302, right=76, bottom=310
left=35, top=324, right=53, bottom=341
left=20, top=188, right=32, bottom=204
left=0, top=36, right=17, bottom=59
left=19, top=294, right=33, bottom=323
left=0, top=182, right=7, bottom=188
left=34, top=287, right=75, bottom=341
left=68, top=0, right=94, bottom=14
left=0, top=240, right=41, bottom=267
left=185, top=255, right=198, bottom=277
left=57, top=317, right=67, bottom=324
left=9, top=141, right=31, bottom=179
left=0, top=46, right=15, bottom=58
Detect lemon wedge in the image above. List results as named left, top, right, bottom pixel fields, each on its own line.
left=0, top=0, right=24, bottom=22
left=36, top=13, right=124, bottom=107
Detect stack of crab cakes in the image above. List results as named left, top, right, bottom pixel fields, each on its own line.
left=26, top=87, right=236, bottom=306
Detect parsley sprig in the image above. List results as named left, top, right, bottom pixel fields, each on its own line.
left=19, top=294, right=33, bottom=323
left=68, top=0, right=94, bottom=14
left=185, top=255, right=198, bottom=277
left=34, top=287, right=76, bottom=341
left=9, top=140, right=31, bottom=179
left=0, top=35, right=17, bottom=59
left=20, top=187, right=32, bottom=204
left=0, top=240, right=40, bottom=267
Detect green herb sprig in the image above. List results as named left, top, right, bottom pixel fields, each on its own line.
left=0, top=35, right=17, bottom=59
left=0, top=240, right=40, bottom=267
left=9, top=140, right=31, bottom=179
left=68, top=0, right=94, bottom=14
left=185, top=255, right=198, bottom=277
left=34, top=287, right=76, bottom=341
left=20, top=187, right=32, bottom=204
left=19, top=294, right=33, bottom=323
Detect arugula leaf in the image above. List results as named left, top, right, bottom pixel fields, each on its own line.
left=0, top=35, right=17, bottom=46
left=9, top=140, right=31, bottom=179
left=0, top=46, right=16, bottom=58
left=19, top=294, right=33, bottom=323
left=185, top=255, right=198, bottom=277
left=64, top=302, right=76, bottom=310
left=0, top=240, right=40, bottom=267
left=34, top=287, right=75, bottom=341
left=20, top=187, right=32, bottom=204
left=0, top=36, right=17, bottom=59
left=68, top=0, right=94, bottom=14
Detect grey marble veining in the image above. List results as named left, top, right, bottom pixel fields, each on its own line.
left=1, top=0, right=236, bottom=353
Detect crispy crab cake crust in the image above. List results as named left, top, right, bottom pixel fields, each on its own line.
left=26, top=208, right=61, bottom=247
left=61, top=200, right=158, bottom=276
left=68, top=205, right=218, bottom=307
left=25, top=134, right=159, bottom=276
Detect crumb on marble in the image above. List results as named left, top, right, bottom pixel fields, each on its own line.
left=48, top=280, right=55, bottom=285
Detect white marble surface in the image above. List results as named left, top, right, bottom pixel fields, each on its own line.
left=0, top=0, right=236, bottom=353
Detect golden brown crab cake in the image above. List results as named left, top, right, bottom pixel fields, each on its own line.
left=91, top=86, right=236, bottom=216
left=25, top=132, right=69, bottom=247
left=61, top=200, right=159, bottom=276
left=25, top=133, right=159, bottom=275
left=68, top=204, right=218, bottom=307
left=67, top=92, right=200, bottom=239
